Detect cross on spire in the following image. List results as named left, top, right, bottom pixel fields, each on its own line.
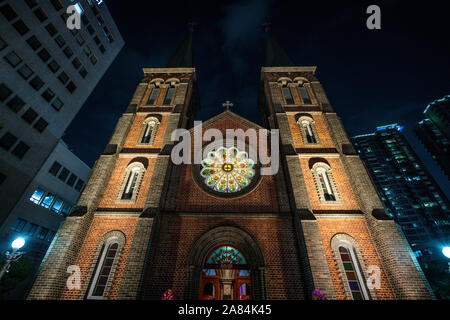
left=222, top=101, right=234, bottom=111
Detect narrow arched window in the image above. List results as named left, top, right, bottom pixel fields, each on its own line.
left=146, top=86, right=161, bottom=106
left=317, top=167, right=335, bottom=201
left=298, top=117, right=320, bottom=145
left=162, top=86, right=175, bottom=106
left=140, top=118, right=159, bottom=145
left=121, top=167, right=140, bottom=200
left=281, top=86, right=295, bottom=105
left=338, top=245, right=369, bottom=300
left=87, top=239, right=119, bottom=299
left=303, top=122, right=316, bottom=143
left=311, top=162, right=341, bottom=204
left=298, top=85, right=312, bottom=105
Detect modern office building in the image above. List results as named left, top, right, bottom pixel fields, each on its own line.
left=0, top=0, right=124, bottom=226
left=352, top=124, right=450, bottom=297
left=414, top=95, right=450, bottom=178
left=0, top=139, right=90, bottom=298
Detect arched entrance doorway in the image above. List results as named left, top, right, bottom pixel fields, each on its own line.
left=186, top=226, right=266, bottom=300
left=200, top=246, right=251, bottom=300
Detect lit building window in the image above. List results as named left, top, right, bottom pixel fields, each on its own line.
left=30, top=188, right=45, bottom=204
left=40, top=193, right=55, bottom=209
left=10, top=218, right=27, bottom=232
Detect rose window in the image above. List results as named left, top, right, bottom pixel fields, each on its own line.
left=200, top=147, right=255, bottom=194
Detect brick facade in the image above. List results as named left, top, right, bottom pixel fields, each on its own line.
left=141, top=216, right=305, bottom=300
left=316, top=218, right=395, bottom=300
left=27, top=65, right=433, bottom=301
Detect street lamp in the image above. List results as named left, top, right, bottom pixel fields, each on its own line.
left=443, top=246, right=450, bottom=275
left=0, top=238, right=26, bottom=281
left=443, top=246, right=450, bottom=259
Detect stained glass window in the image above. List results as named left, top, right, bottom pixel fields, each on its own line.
left=202, top=269, right=217, bottom=276
left=200, top=147, right=255, bottom=194
left=206, top=246, right=247, bottom=265
left=238, top=270, right=251, bottom=277
left=339, top=246, right=366, bottom=300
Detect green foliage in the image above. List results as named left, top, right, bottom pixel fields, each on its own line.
left=0, top=256, right=34, bottom=296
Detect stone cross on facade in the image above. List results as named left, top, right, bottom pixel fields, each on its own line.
left=223, top=101, right=234, bottom=111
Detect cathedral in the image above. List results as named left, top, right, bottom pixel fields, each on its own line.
left=28, top=27, right=433, bottom=300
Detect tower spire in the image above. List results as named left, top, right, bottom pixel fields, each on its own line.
left=166, top=22, right=195, bottom=68
left=263, top=22, right=295, bottom=67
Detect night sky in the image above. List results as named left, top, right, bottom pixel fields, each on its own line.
left=62, top=0, right=450, bottom=196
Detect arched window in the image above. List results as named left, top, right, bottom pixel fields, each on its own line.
left=139, top=117, right=159, bottom=145
left=87, top=238, right=120, bottom=299
left=311, top=162, right=341, bottom=203
left=297, top=116, right=320, bottom=145
left=298, top=85, right=312, bottom=105
left=146, top=86, right=161, bottom=106
left=281, top=86, right=295, bottom=105
left=338, top=244, right=370, bottom=300
left=162, top=86, right=176, bottom=106
left=117, top=162, right=146, bottom=202
left=294, top=78, right=314, bottom=105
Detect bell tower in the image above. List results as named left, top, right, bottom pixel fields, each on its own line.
left=258, top=25, right=434, bottom=299
left=28, top=26, right=200, bottom=300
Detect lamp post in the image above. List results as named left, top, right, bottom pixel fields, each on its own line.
left=0, top=238, right=26, bottom=281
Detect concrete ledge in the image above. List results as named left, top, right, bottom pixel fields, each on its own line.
left=297, top=209, right=316, bottom=221
left=372, top=208, right=393, bottom=220
left=140, top=207, right=158, bottom=218
left=124, top=104, right=137, bottom=113
left=69, top=205, right=88, bottom=217
left=342, top=143, right=358, bottom=155
left=173, top=104, right=184, bottom=113
left=103, top=144, right=118, bottom=155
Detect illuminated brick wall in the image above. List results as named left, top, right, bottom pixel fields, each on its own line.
left=141, top=216, right=305, bottom=300
left=123, top=114, right=170, bottom=150
left=287, top=113, right=335, bottom=150
left=98, top=157, right=156, bottom=210
left=61, top=216, right=139, bottom=300
left=316, top=219, right=395, bottom=300
left=299, top=157, right=360, bottom=211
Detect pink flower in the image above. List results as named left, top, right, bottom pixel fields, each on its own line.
left=312, top=289, right=327, bottom=300
left=162, top=289, right=179, bottom=300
